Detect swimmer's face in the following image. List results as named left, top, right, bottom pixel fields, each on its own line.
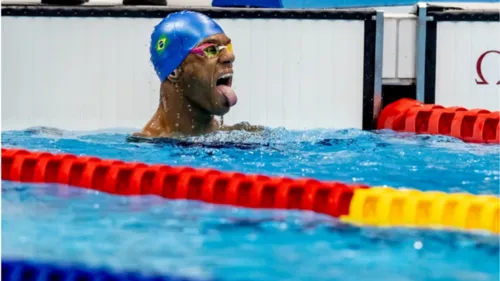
left=179, top=33, right=236, bottom=116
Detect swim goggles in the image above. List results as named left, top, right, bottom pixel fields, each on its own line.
left=190, top=43, right=233, bottom=58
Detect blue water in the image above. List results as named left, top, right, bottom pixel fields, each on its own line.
left=2, top=127, right=500, bottom=281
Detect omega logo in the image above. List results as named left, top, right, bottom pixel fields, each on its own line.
left=475, top=50, right=500, bottom=85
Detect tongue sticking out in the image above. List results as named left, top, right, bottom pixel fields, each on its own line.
left=216, top=85, right=238, bottom=107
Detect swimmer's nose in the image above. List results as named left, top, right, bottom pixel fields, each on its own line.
left=219, top=48, right=235, bottom=66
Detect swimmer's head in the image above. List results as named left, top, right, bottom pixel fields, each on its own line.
left=150, top=11, right=237, bottom=116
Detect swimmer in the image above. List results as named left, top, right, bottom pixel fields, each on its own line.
left=134, top=11, right=263, bottom=139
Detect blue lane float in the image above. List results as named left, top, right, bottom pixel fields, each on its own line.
left=2, top=259, right=213, bottom=281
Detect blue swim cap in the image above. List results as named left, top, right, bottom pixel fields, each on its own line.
left=150, top=11, right=225, bottom=82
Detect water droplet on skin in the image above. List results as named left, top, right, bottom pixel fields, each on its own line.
left=175, top=123, right=180, bottom=128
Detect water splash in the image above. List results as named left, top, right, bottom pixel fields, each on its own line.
left=2, top=127, right=499, bottom=194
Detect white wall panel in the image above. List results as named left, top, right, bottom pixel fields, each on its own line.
left=382, top=14, right=416, bottom=83
left=167, top=0, right=212, bottom=6
left=2, top=16, right=366, bottom=131
left=435, top=21, right=500, bottom=111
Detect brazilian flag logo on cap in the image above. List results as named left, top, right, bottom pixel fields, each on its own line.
left=156, top=34, right=169, bottom=55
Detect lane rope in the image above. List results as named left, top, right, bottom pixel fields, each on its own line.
left=2, top=259, right=208, bottom=281
left=2, top=148, right=498, bottom=234
left=377, top=98, right=500, bottom=144
left=341, top=187, right=499, bottom=234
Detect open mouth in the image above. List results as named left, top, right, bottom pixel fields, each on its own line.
left=215, top=73, right=237, bottom=108
left=216, top=73, right=233, bottom=87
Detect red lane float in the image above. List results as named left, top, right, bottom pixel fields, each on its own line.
left=1, top=148, right=368, bottom=218
left=377, top=98, right=500, bottom=144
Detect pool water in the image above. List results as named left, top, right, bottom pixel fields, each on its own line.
left=2, top=127, right=500, bottom=281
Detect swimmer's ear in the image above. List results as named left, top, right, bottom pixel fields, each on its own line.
left=167, top=68, right=181, bottom=83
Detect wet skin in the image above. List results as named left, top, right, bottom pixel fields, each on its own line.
left=135, top=33, right=263, bottom=139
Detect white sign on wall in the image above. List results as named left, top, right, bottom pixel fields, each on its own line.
left=434, top=21, right=500, bottom=111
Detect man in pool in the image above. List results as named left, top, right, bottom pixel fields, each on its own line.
left=134, top=10, right=262, bottom=139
